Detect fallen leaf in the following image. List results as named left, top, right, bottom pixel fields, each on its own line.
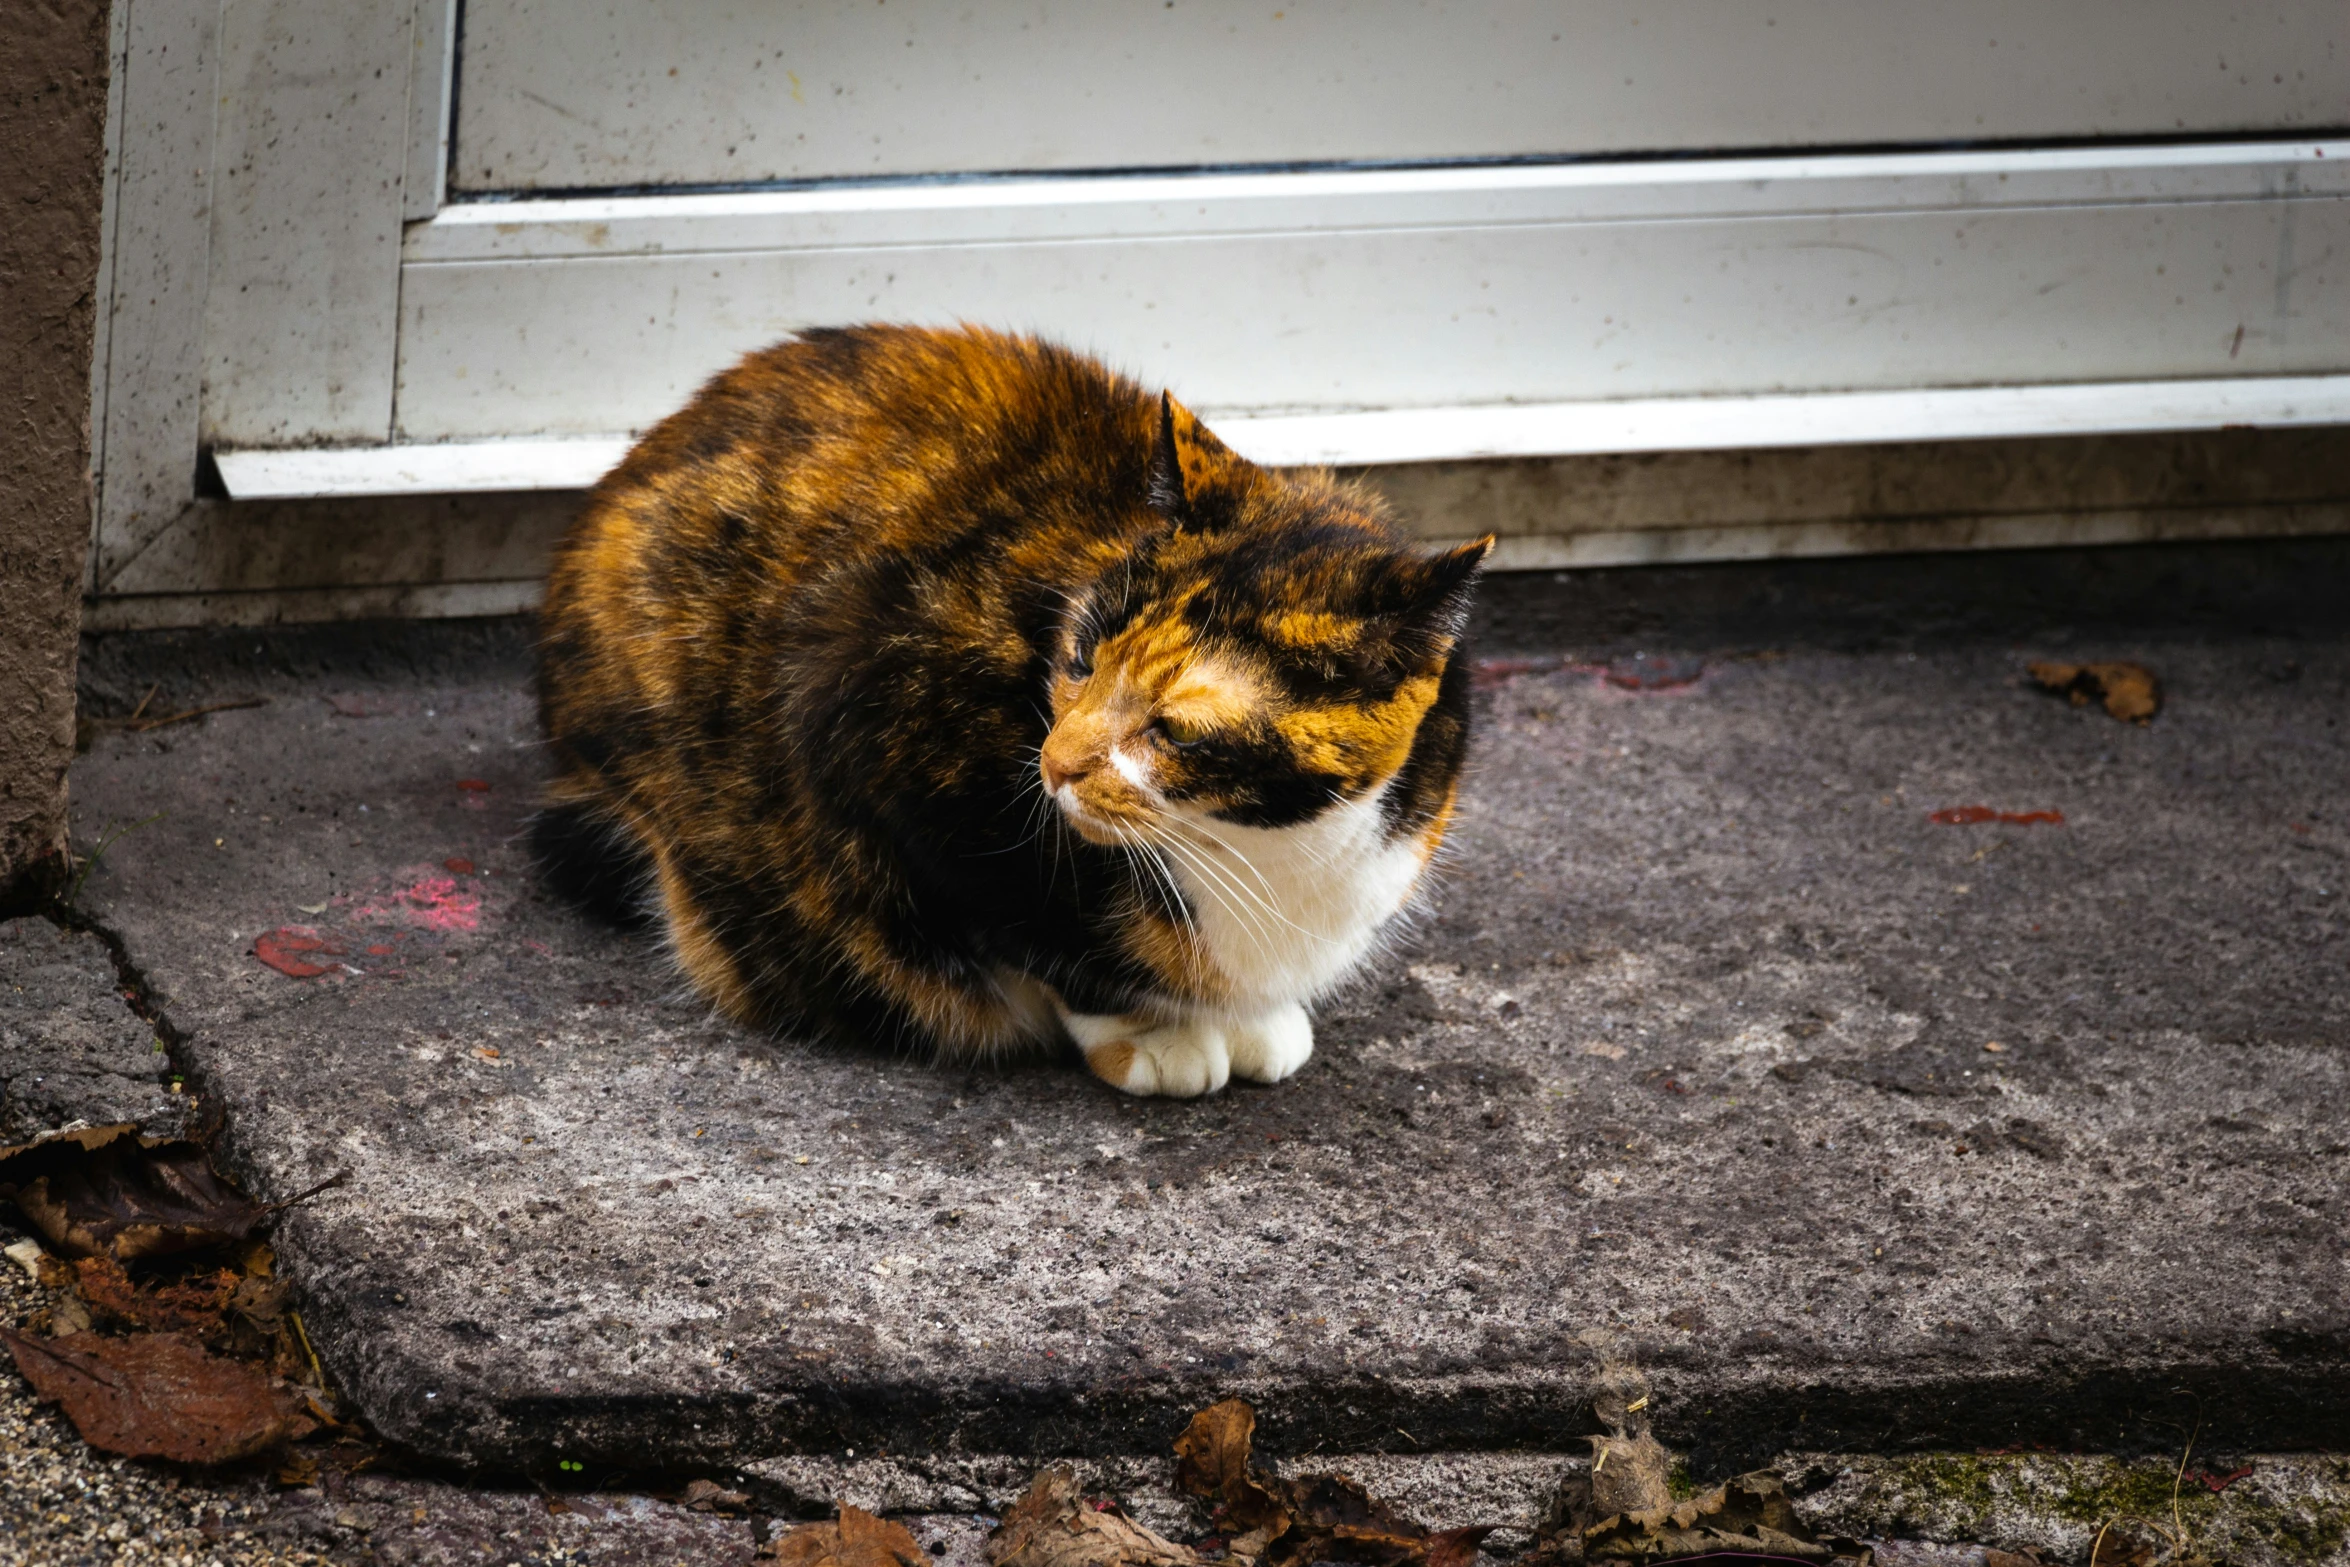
left=1279, top=1473, right=1486, bottom=1567
left=70, top=1255, right=238, bottom=1337
left=1588, top=1432, right=1673, bottom=1521
left=987, top=1466, right=1204, bottom=1567
left=1583, top=1471, right=1868, bottom=1566
left=682, top=1477, right=751, bottom=1513
left=0, top=1121, right=143, bottom=1169
left=1171, top=1399, right=1490, bottom=1567
left=2028, top=661, right=2160, bottom=724
left=764, top=1504, right=932, bottom=1567
left=1175, top=1399, right=1292, bottom=1536
left=9, top=1139, right=272, bottom=1261
left=1983, top=1550, right=2051, bottom=1567
left=2086, top=1527, right=2159, bottom=1567
left=0, top=1327, right=316, bottom=1463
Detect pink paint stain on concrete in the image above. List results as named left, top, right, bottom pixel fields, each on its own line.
left=400, top=875, right=481, bottom=931
left=355, top=869, right=482, bottom=932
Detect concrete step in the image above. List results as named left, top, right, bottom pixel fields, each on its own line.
left=59, top=568, right=2350, bottom=1483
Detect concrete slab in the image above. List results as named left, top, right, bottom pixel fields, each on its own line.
left=61, top=572, right=2350, bottom=1482
left=0, top=917, right=185, bottom=1144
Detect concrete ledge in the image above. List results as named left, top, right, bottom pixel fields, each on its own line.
left=59, top=564, right=2350, bottom=1481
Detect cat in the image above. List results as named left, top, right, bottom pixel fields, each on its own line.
left=534, top=324, right=1490, bottom=1097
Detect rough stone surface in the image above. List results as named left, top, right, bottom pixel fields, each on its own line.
left=0, top=917, right=186, bottom=1144
left=0, top=0, right=106, bottom=897
left=61, top=590, right=2350, bottom=1482
left=247, top=1474, right=761, bottom=1565
left=741, top=1448, right=1575, bottom=1541
left=1793, top=1452, right=2350, bottom=1567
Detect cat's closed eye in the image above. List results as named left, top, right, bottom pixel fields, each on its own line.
left=1153, top=714, right=1209, bottom=747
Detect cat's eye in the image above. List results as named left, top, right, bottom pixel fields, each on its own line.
left=1154, top=714, right=1209, bottom=748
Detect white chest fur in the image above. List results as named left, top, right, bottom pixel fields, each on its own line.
left=1157, top=785, right=1428, bottom=1013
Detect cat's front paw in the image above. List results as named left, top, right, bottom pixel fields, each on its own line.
left=1063, top=1011, right=1231, bottom=1098
left=1224, top=1002, right=1313, bottom=1083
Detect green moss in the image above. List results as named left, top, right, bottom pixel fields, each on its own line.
left=1667, top=1459, right=1699, bottom=1502
left=1884, top=1454, right=2001, bottom=1523
left=1811, top=1453, right=2350, bottom=1567
left=2048, top=1460, right=2204, bottom=1526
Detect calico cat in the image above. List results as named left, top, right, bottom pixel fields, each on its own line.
left=535, top=325, right=1490, bottom=1097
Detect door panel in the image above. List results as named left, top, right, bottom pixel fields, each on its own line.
left=452, top=1, right=2345, bottom=193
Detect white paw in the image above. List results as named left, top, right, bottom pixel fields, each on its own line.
left=1062, top=1010, right=1230, bottom=1098
left=1224, top=1002, right=1314, bottom=1084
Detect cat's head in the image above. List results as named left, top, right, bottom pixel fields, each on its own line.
left=1041, top=393, right=1491, bottom=844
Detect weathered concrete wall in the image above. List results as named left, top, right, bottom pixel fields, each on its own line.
left=0, top=0, right=109, bottom=902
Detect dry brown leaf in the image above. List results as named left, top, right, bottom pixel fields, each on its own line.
left=2027, top=661, right=2161, bottom=724
left=765, top=1504, right=932, bottom=1567
left=1173, top=1398, right=1293, bottom=1536
left=683, top=1477, right=752, bottom=1513
left=11, top=1139, right=273, bottom=1261
left=1170, top=1399, right=1492, bottom=1567
left=1584, top=1471, right=1868, bottom=1566
left=69, top=1255, right=246, bottom=1339
left=1588, top=1432, right=1672, bottom=1521
left=0, top=1121, right=143, bottom=1168
left=987, top=1466, right=1204, bottom=1567
left=0, top=1326, right=318, bottom=1464
left=1280, top=1472, right=1454, bottom=1567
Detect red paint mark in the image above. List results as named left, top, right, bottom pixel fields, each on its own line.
left=356, top=871, right=483, bottom=932
left=253, top=927, right=344, bottom=979
left=445, top=856, right=477, bottom=874
left=1602, top=653, right=1705, bottom=691
left=455, top=779, right=490, bottom=792
left=400, top=875, right=480, bottom=931
left=1472, top=656, right=1569, bottom=690
left=1929, top=807, right=2065, bottom=826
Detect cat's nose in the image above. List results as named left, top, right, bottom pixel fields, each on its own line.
left=1040, top=743, right=1091, bottom=793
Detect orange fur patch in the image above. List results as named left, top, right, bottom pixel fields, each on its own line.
left=1084, top=1040, right=1138, bottom=1086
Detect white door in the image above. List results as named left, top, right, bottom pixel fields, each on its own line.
left=95, top=1, right=2350, bottom=593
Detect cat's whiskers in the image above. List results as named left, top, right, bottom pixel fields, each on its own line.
left=1109, top=821, right=1193, bottom=938
left=1155, top=814, right=1341, bottom=950
left=1159, top=811, right=1300, bottom=907
left=1141, top=820, right=1289, bottom=966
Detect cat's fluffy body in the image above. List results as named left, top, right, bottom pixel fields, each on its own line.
left=535, top=325, right=1487, bottom=1096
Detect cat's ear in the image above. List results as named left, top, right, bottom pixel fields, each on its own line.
left=1149, top=391, right=1240, bottom=524
left=1389, top=535, right=1496, bottom=667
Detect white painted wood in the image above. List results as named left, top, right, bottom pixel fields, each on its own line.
left=403, top=0, right=456, bottom=221
left=216, top=437, right=634, bottom=498
left=390, top=143, right=2350, bottom=444
left=198, top=0, right=415, bottom=448
left=83, top=0, right=133, bottom=590
left=451, top=0, right=2347, bottom=193
left=1464, top=500, right=2350, bottom=573
left=92, top=0, right=223, bottom=591
left=80, top=579, right=548, bottom=633
left=1231, top=377, right=2350, bottom=467
left=405, top=141, right=2350, bottom=263
left=218, top=375, right=2350, bottom=500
